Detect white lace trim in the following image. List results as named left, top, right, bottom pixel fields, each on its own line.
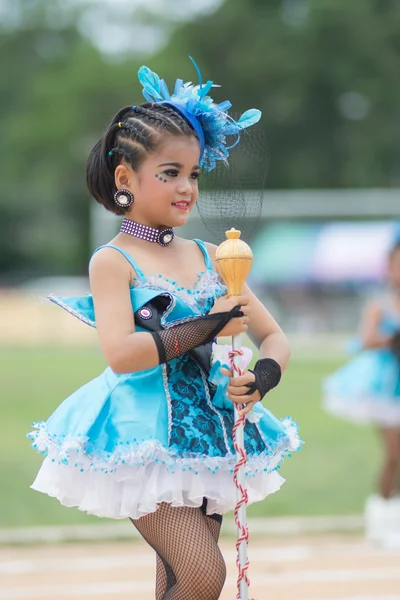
left=30, top=430, right=299, bottom=472
left=47, top=294, right=96, bottom=328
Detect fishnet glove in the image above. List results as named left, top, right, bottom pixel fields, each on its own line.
left=151, top=305, right=243, bottom=364
left=245, top=358, right=282, bottom=401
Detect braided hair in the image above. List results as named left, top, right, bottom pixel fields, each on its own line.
left=86, top=103, right=198, bottom=215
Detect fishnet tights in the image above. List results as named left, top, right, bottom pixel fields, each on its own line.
left=131, top=503, right=225, bottom=600
left=155, top=513, right=222, bottom=600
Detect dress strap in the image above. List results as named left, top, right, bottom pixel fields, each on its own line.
left=193, top=239, right=213, bottom=271
left=91, top=244, right=146, bottom=281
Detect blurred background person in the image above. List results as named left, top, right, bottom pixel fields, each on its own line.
left=323, top=239, right=400, bottom=547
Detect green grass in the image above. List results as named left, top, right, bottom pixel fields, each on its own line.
left=2, top=347, right=381, bottom=528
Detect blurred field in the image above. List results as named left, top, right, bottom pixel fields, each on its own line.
left=2, top=535, right=400, bottom=599
left=2, top=346, right=381, bottom=529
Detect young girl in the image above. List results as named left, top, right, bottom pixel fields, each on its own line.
left=29, top=60, right=300, bottom=599
left=324, top=241, right=400, bottom=543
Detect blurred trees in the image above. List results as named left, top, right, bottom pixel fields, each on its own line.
left=161, top=0, right=400, bottom=189
left=1, top=0, right=399, bottom=278
left=0, top=3, right=136, bottom=277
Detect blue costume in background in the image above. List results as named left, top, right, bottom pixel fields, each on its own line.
left=29, top=241, right=300, bottom=519
left=323, top=293, right=400, bottom=428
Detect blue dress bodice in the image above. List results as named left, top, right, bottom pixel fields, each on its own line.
left=48, top=239, right=223, bottom=328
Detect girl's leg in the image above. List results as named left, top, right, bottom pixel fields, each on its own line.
left=153, top=502, right=223, bottom=600
left=155, top=553, right=176, bottom=600
left=131, top=503, right=226, bottom=600
left=154, top=512, right=223, bottom=599
left=379, top=427, right=400, bottom=498
left=204, top=514, right=223, bottom=543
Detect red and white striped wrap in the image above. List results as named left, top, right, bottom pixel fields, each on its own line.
left=229, top=349, right=255, bottom=600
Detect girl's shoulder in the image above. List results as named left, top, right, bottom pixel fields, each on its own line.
left=89, top=243, right=127, bottom=272
left=201, top=241, right=217, bottom=267
left=203, top=241, right=217, bottom=254
left=89, top=241, right=145, bottom=286
left=173, top=237, right=216, bottom=270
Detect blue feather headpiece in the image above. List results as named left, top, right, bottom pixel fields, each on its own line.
left=137, top=57, right=262, bottom=172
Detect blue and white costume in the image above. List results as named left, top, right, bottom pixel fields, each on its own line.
left=29, top=241, right=300, bottom=519
left=323, top=294, right=400, bottom=428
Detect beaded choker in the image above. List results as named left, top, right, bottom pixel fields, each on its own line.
left=120, top=218, right=174, bottom=247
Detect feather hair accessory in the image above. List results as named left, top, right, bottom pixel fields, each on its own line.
left=137, top=56, right=262, bottom=172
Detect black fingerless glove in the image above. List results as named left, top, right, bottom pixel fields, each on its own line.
left=245, top=358, right=282, bottom=400
left=151, top=305, right=244, bottom=364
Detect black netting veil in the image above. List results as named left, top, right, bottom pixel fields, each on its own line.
left=196, top=120, right=269, bottom=243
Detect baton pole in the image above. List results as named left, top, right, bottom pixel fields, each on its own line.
left=215, top=229, right=254, bottom=600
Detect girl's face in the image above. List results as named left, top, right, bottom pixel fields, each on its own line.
left=388, top=247, right=400, bottom=289
left=115, top=135, right=200, bottom=229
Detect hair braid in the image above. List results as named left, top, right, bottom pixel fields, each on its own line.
left=116, top=121, right=149, bottom=146
left=133, top=105, right=187, bottom=135
left=155, top=104, right=192, bottom=133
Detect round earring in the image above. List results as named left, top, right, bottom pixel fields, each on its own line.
left=114, top=189, right=134, bottom=209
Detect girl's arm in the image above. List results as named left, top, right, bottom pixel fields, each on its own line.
left=361, top=302, right=391, bottom=349
left=90, top=249, right=160, bottom=374
left=90, top=248, right=249, bottom=374
left=242, top=281, right=290, bottom=371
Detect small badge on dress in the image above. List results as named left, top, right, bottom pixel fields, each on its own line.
left=138, top=307, right=153, bottom=320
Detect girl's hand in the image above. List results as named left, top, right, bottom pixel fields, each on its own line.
left=220, top=367, right=261, bottom=416
left=209, top=294, right=250, bottom=338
